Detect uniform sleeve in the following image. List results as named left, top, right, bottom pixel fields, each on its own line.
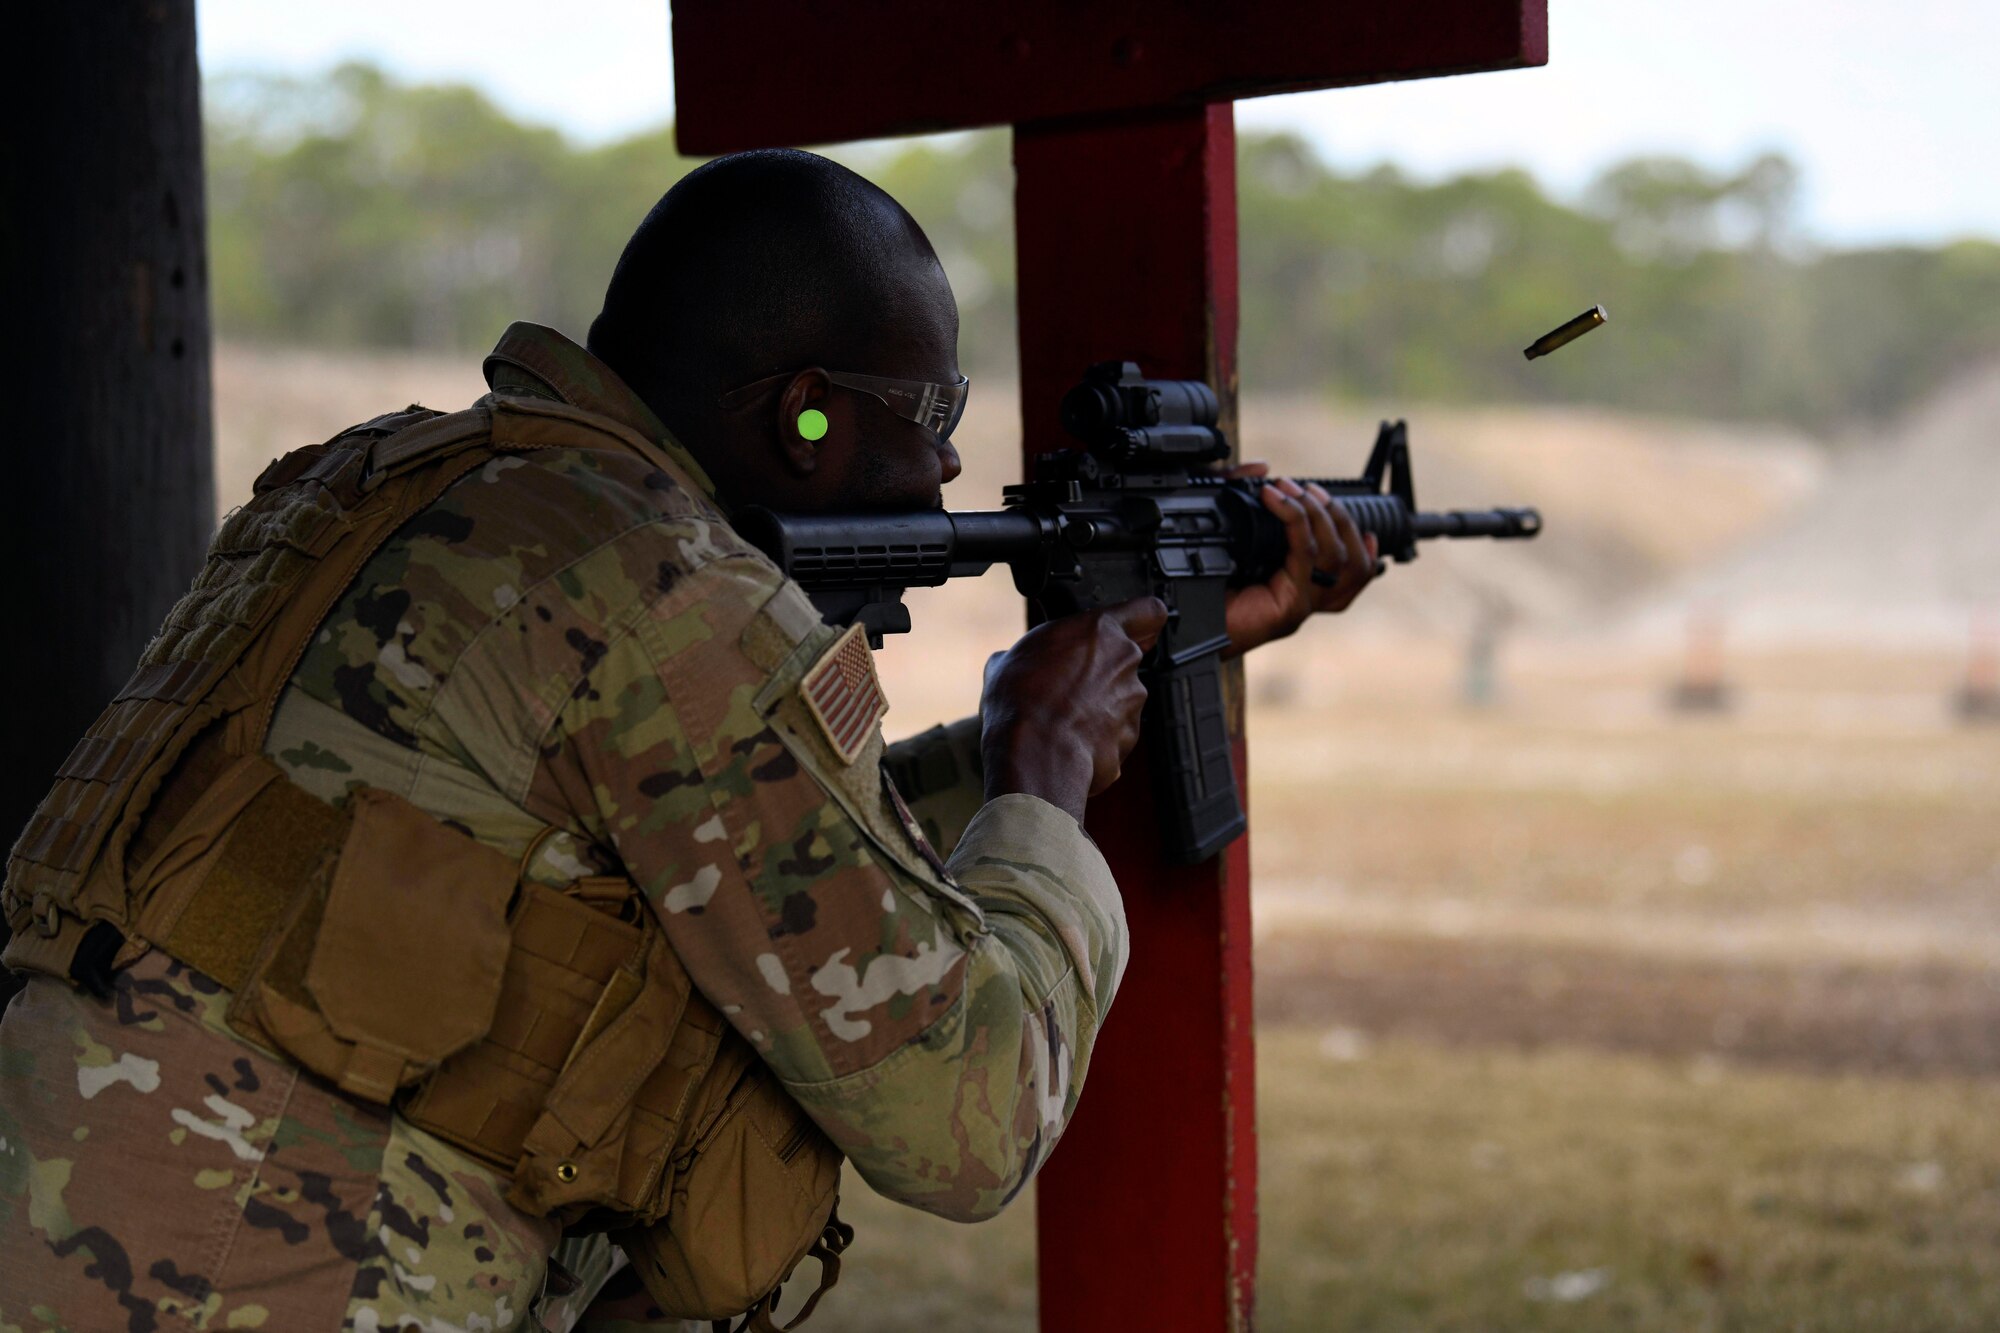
left=528, top=551, right=1127, bottom=1223
left=882, top=716, right=985, bottom=858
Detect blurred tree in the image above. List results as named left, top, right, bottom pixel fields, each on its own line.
left=204, top=64, right=2000, bottom=434
left=207, top=63, right=691, bottom=349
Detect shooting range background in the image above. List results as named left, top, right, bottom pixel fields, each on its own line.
left=189, top=43, right=2000, bottom=1333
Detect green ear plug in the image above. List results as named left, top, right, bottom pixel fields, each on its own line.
left=797, top=408, right=829, bottom=441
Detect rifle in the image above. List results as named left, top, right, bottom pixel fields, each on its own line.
left=737, top=361, right=1541, bottom=864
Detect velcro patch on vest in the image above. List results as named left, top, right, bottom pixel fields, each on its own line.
left=798, top=624, right=887, bottom=766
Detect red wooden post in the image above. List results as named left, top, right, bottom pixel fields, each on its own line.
left=669, top=7, right=1547, bottom=1326
left=1013, top=104, right=1257, bottom=1330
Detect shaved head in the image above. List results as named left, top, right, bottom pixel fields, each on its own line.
left=587, top=149, right=958, bottom=455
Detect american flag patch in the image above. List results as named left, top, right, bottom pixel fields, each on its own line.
left=798, top=624, right=888, bottom=764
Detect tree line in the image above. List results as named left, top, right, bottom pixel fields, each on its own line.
left=207, top=63, right=2000, bottom=433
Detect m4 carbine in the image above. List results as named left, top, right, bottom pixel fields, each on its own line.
left=737, top=361, right=1541, bottom=865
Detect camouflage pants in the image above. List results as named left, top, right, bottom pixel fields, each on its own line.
left=0, top=953, right=571, bottom=1332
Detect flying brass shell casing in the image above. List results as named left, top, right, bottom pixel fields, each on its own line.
left=1523, top=304, right=1607, bottom=360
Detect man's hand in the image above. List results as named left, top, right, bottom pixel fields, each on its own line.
left=980, top=597, right=1168, bottom=822
left=1222, top=464, right=1379, bottom=656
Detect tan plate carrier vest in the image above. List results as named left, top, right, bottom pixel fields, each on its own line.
left=3, top=396, right=848, bottom=1329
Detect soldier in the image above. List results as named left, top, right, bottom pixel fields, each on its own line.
left=0, top=149, right=1376, bottom=1330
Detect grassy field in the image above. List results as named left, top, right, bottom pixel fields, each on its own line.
left=805, top=641, right=2000, bottom=1332
left=1254, top=1034, right=2000, bottom=1332
left=810, top=1034, right=2000, bottom=1333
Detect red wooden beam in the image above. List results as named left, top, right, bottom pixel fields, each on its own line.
left=1014, top=104, right=1255, bottom=1331
left=673, top=0, right=1546, bottom=153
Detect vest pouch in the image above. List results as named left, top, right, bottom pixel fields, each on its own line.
left=616, top=1041, right=844, bottom=1323
left=399, top=880, right=659, bottom=1174
left=229, top=786, right=515, bottom=1103
left=507, top=918, right=709, bottom=1221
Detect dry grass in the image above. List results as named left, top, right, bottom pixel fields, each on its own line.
left=1244, top=647, right=2000, bottom=970
left=812, top=643, right=2000, bottom=1330
left=811, top=1034, right=2000, bottom=1333
left=1255, top=1033, right=2000, bottom=1333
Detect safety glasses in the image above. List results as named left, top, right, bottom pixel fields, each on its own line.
left=718, top=369, right=970, bottom=440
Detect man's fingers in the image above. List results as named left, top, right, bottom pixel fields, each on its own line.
left=1318, top=486, right=1370, bottom=585
left=1262, top=481, right=1318, bottom=576
left=1223, top=460, right=1272, bottom=479
left=1299, top=483, right=1378, bottom=612
left=1330, top=518, right=1375, bottom=609
left=1301, top=485, right=1344, bottom=585
left=1314, top=482, right=1363, bottom=554
left=1104, top=595, right=1170, bottom=649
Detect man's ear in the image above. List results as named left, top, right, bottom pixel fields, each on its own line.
left=775, top=369, right=835, bottom=476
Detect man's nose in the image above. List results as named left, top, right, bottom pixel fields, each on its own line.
left=936, top=436, right=962, bottom=485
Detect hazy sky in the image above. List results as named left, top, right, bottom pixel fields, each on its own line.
left=198, top=0, right=1998, bottom=247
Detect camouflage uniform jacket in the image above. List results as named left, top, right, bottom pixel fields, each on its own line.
left=0, top=323, right=1128, bottom=1332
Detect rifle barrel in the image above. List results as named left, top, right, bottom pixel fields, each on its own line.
left=1410, top=507, right=1542, bottom=539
